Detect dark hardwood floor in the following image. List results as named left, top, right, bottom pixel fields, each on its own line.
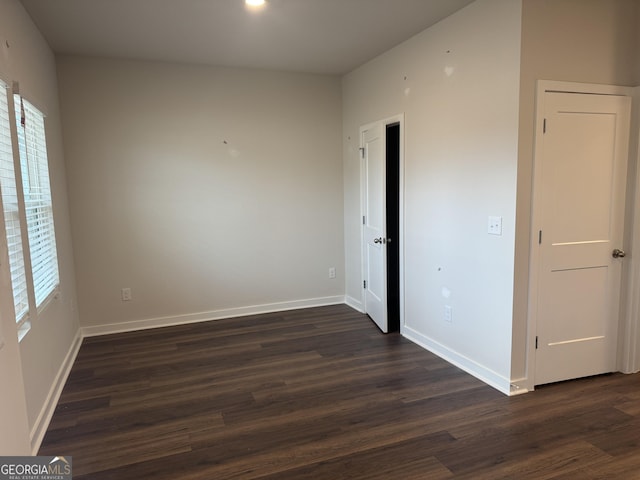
left=39, top=304, right=640, bottom=479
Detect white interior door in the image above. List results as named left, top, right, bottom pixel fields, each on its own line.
left=534, top=91, right=631, bottom=385
left=362, top=123, right=387, bottom=332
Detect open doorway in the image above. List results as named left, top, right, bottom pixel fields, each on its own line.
left=386, top=122, right=400, bottom=332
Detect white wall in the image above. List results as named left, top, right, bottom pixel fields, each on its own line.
left=0, top=233, right=29, bottom=454
left=0, top=0, right=80, bottom=453
left=622, top=86, right=640, bottom=374
left=57, top=57, right=344, bottom=332
left=512, top=0, right=640, bottom=386
left=343, top=0, right=522, bottom=393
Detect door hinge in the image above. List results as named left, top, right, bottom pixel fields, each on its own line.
left=535, top=336, right=539, bottom=349
left=543, top=118, right=547, bottom=134
left=363, top=280, right=367, bottom=289
left=359, top=147, right=365, bottom=158
left=538, top=230, right=542, bottom=245
left=363, top=215, right=366, bottom=225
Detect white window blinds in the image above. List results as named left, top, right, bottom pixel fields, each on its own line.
left=0, top=82, right=29, bottom=325
left=14, top=95, right=59, bottom=308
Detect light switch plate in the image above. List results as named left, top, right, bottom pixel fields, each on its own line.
left=488, top=216, right=503, bottom=236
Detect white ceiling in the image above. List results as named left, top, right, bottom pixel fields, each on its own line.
left=19, top=0, right=476, bottom=75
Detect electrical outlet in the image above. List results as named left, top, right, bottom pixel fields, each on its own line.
left=488, top=216, right=503, bottom=236
left=121, top=288, right=132, bottom=302
left=329, top=267, right=336, bottom=279
left=444, top=305, right=452, bottom=323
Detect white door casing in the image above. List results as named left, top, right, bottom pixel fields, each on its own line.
left=532, top=88, right=631, bottom=386
left=361, top=122, right=387, bottom=332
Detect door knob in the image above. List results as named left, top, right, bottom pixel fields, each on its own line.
left=612, top=249, right=626, bottom=258
left=373, top=237, right=385, bottom=244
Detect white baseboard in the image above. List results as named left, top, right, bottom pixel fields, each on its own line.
left=345, top=295, right=364, bottom=313
left=402, top=325, right=514, bottom=396
left=30, top=329, right=83, bottom=454
left=508, top=377, right=530, bottom=396
left=82, top=296, right=346, bottom=337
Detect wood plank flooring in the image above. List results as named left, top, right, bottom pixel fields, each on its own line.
left=39, top=304, right=640, bottom=479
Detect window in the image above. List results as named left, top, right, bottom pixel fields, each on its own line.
left=14, top=95, right=59, bottom=309
left=0, top=85, right=59, bottom=340
left=0, top=82, right=29, bottom=333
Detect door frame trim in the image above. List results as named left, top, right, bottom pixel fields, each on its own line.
left=620, top=86, right=640, bottom=374
left=526, top=80, right=635, bottom=391
left=359, top=114, right=405, bottom=331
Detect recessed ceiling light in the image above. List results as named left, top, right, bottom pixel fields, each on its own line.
left=245, top=0, right=266, bottom=7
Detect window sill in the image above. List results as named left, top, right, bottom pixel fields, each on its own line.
left=36, top=285, right=60, bottom=316
left=17, top=319, right=31, bottom=343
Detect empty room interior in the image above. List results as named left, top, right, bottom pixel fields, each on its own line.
left=1, top=0, right=640, bottom=477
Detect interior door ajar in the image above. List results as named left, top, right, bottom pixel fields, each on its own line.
left=362, top=123, right=388, bottom=332
left=534, top=91, right=631, bottom=385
